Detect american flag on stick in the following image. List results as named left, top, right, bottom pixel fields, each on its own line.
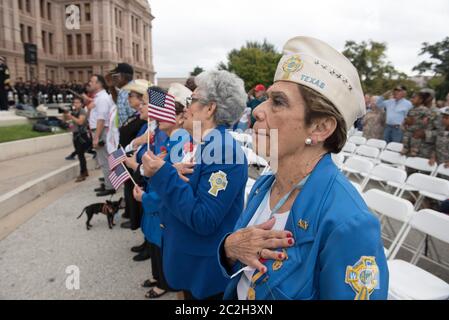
left=148, top=89, right=177, bottom=124
left=108, top=164, right=131, bottom=190
left=108, top=146, right=127, bottom=171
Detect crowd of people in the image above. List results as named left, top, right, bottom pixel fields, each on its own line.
left=53, top=35, right=391, bottom=301
left=0, top=57, right=87, bottom=111
left=359, top=87, right=449, bottom=164
left=1, top=33, right=449, bottom=300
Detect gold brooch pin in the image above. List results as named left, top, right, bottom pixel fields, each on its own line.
left=272, top=260, right=283, bottom=271
left=297, top=219, right=309, bottom=230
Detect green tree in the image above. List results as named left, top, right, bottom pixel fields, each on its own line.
left=342, top=40, right=416, bottom=95
left=219, top=40, right=282, bottom=92
left=190, top=66, right=204, bottom=76
left=413, top=37, right=449, bottom=100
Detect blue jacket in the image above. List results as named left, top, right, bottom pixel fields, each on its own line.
left=140, top=127, right=169, bottom=246
left=149, top=126, right=248, bottom=299
left=219, top=154, right=389, bottom=300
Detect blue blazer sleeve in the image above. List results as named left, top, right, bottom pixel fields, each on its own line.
left=318, top=214, right=389, bottom=300
left=141, top=189, right=160, bottom=215
left=150, top=161, right=246, bottom=237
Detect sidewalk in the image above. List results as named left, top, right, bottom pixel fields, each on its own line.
left=0, top=176, right=177, bottom=300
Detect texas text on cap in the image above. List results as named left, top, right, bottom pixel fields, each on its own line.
left=274, top=36, right=365, bottom=130
left=110, top=63, right=134, bottom=76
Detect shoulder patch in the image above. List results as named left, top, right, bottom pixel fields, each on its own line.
left=345, top=256, right=380, bottom=300
left=208, top=171, right=228, bottom=197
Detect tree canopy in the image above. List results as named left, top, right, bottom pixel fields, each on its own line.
left=413, top=37, right=449, bottom=100
left=219, top=40, right=282, bottom=92
left=342, top=40, right=417, bottom=95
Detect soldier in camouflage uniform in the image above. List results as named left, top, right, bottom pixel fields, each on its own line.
left=429, top=107, right=449, bottom=167
left=401, top=91, right=432, bottom=157
left=416, top=89, right=438, bottom=158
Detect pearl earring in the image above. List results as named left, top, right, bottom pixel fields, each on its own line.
left=305, top=137, right=313, bottom=145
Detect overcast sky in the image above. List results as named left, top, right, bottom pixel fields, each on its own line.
left=149, top=0, right=449, bottom=79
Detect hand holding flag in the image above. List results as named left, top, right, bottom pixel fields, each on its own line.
left=142, top=149, right=166, bottom=178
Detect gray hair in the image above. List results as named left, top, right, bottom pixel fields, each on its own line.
left=195, top=70, right=247, bottom=126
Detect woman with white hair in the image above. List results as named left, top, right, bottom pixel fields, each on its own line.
left=218, top=36, right=388, bottom=300
left=141, top=70, right=249, bottom=300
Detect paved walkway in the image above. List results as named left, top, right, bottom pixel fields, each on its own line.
left=0, top=176, right=177, bottom=300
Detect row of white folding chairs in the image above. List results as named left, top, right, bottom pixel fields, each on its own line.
left=347, top=136, right=403, bottom=151
left=341, top=157, right=449, bottom=208
left=363, top=189, right=449, bottom=300
left=340, top=145, right=448, bottom=178
left=341, top=143, right=403, bottom=165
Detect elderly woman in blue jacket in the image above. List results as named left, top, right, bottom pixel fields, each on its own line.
left=141, top=71, right=248, bottom=300
left=218, top=36, right=389, bottom=300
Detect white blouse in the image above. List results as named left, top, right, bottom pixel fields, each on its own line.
left=236, top=184, right=290, bottom=300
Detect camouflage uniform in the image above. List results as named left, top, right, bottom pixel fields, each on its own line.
left=435, top=129, right=449, bottom=165
left=402, top=106, right=431, bottom=156
left=420, top=107, right=442, bottom=158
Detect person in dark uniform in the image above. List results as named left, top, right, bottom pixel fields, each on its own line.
left=0, top=56, right=10, bottom=111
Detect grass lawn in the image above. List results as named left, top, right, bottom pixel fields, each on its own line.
left=0, top=124, right=66, bottom=143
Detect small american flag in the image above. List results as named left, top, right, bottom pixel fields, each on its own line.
left=108, top=164, right=131, bottom=190
left=108, top=147, right=126, bottom=171
left=148, top=89, right=177, bottom=124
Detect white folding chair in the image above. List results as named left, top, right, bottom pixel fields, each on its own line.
left=402, top=174, right=449, bottom=210
left=388, top=209, right=449, bottom=300
left=366, top=139, right=387, bottom=150
left=363, top=189, right=415, bottom=258
left=348, top=136, right=366, bottom=146
left=434, top=164, right=449, bottom=178
left=352, top=130, right=364, bottom=137
left=379, top=150, right=406, bottom=167
left=341, top=142, right=357, bottom=159
left=360, top=164, right=407, bottom=192
left=386, top=142, right=404, bottom=153
left=331, top=153, right=345, bottom=169
left=354, top=145, right=380, bottom=162
left=404, top=157, right=438, bottom=175
left=341, top=157, right=374, bottom=181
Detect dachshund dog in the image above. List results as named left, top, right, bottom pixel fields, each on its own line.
left=77, top=198, right=124, bottom=230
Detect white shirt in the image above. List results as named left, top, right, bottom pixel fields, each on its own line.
left=236, top=185, right=290, bottom=300
left=89, top=90, right=114, bottom=130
